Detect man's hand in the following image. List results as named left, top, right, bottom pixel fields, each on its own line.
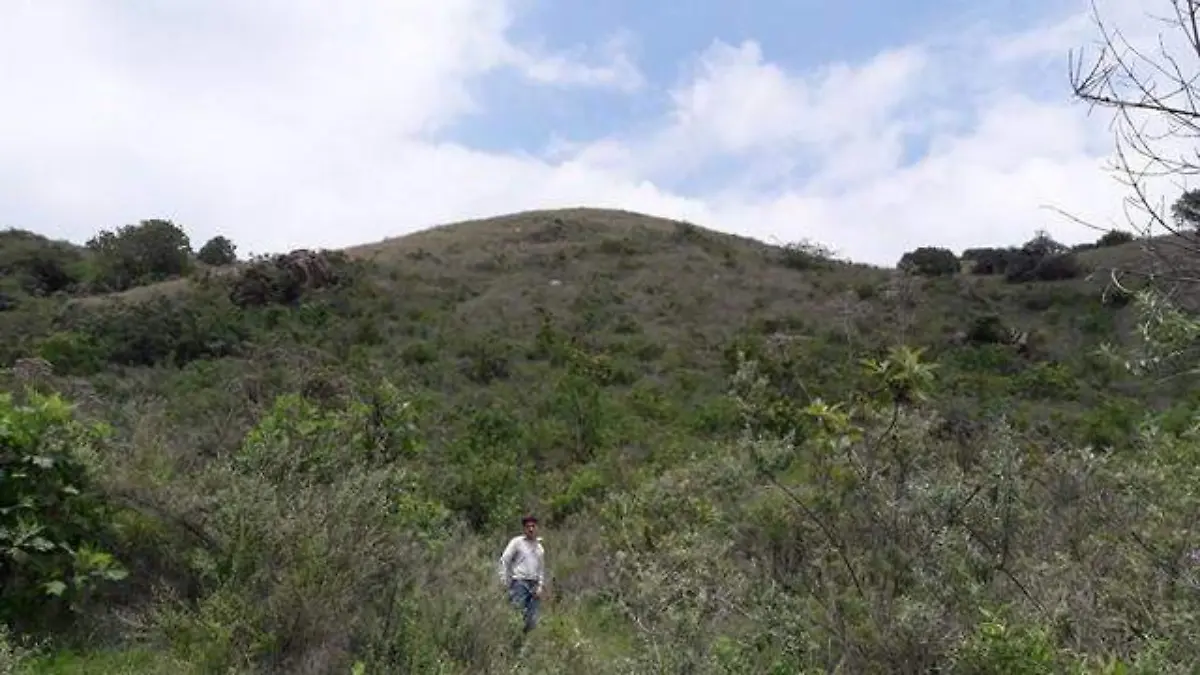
left=533, top=585, right=543, bottom=599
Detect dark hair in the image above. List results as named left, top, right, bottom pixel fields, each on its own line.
left=521, top=515, right=538, bottom=525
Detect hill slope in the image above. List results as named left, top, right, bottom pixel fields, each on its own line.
left=1, top=208, right=1195, bottom=674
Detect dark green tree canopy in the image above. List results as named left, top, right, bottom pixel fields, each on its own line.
left=198, top=236, right=238, bottom=266
left=86, top=219, right=192, bottom=291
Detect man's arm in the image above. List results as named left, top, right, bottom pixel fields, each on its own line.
left=536, top=540, right=546, bottom=593
left=497, top=538, right=517, bottom=586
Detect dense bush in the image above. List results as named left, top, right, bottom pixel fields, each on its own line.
left=0, top=391, right=126, bottom=631
left=898, top=246, right=959, bottom=276
left=1005, top=250, right=1084, bottom=282
left=196, top=236, right=238, bottom=266
left=86, top=219, right=193, bottom=292
left=43, top=292, right=249, bottom=374
left=1003, top=232, right=1085, bottom=283
left=777, top=239, right=837, bottom=270
left=1095, top=229, right=1135, bottom=247
left=963, top=247, right=1014, bottom=275
left=0, top=229, right=86, bottom=296
left=1170, top=188, right=1200, bottom=229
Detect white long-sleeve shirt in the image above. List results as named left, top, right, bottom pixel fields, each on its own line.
left=497, top=536, right=545, bottom=588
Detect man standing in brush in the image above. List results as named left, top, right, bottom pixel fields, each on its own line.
left=497, top=514, right=546, bottom=633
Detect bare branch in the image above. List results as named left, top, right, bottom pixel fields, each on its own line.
left=1065, top=1, right=1200, bottom=297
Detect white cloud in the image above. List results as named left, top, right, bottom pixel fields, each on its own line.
left=0, top=0, right=1189, bottom=266
left=512, top=30, right=645, bottom=92
left=558, top=1, right=1181, bottom=264
left=0, top=0, right=645, bottom=253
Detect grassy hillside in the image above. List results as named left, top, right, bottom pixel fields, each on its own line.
left=1, top=208, right=1197, bottom=673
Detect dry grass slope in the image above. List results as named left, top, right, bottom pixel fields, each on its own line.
left=57, top=206, right=1164, bottom=370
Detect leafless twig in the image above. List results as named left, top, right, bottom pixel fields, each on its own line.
left=1068, top=0, right=1200, bottom=294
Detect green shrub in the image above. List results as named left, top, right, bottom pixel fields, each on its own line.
left=61, top=292, right=248, bottom=371
left=1003, top=232, right=1085, bottom=282
left=0, top=624, right=37, bottom=674
left=35, top=331, right=105, bottom=376
left=1005, top=252, right=1084, bottom=282
left=196, top=236, right=237, bottom=266
left=777, top=239, right=837, bottom=270
left=0, top=230, right=86, bottom=296
left=86, top=219, right=193, bottom=291
left=1014, top=362, right=1079, bottom=399
left=0, top=391, right=126, bottom=630
left=950, top=610, right=1059, bottom=674
left=965, top=315, right=1011, bottom=345
left=963, top=247, right=1014, bottom=275
left=1095, top=229, right=1134, bottom=248
left=898, top=246, right=959, bottom=276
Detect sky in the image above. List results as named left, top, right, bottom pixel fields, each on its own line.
left=0, top=0, right=1181, bottom=266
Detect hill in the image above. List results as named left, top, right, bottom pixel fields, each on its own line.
left=1, top=208, right=1197, bottom=673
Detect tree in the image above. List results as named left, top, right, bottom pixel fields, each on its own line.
left=897, top=246, right=959, bottom=276
left=86, top=219, right=193, bottom=291
left=1095, top=229, right=1134, bottom=248
left=197, top=236, right=238, bottom=266
left=1004, top=232, right=1083, bottom=283
left=0, top=230, right=85, bottom=295
left=1171, top=189, right=1200, bottom=230
left=1070, top=1, right=1200, bottom=293
left=1022, top=230, right=1065, bottom=257
left=962, top=247, right=1014, bottom=275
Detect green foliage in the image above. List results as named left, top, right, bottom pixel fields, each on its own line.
left=1004, top=232, right=1085, bottom=283
left=1095, top=229, right=1134, bottom=248
left=1170, top=188, right=1200, bottom=229
left=899, top=246, right=960, bottom=276
left=0, top=392, right=125, bottom=629
left=951, top=610, right=1059, bottom=674
left=966, top=315, right=1013, bottom=345
left=55, top=293, right=248, bottom=372
left=0, top=230, right=86, bottom=297
left=196, top=236, right=237, bottom=267
left=236, top=381, right=421, bottom=484
left=1013, top=361, right=1078, bottom=399
left=0, top=624, right=38, bottom=674
left=34, top=332, right=105, bottom=376
left=86, top=219, right=193, bottom=292
left=963, top=247, right=1013, bottom=275
left=777, top=239, right=837, bottom=270
left=963, top=232, right=1085, bottom=282
left=0, top=209, right=1187, bottom=671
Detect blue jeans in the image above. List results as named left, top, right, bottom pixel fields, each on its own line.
left=508, top=578, right=540, bottom=632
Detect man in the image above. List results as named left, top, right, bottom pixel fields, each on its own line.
left=497, top=514, right=546, bottom=633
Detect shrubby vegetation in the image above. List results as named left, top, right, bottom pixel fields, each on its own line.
left=0, top=392, right=126, bottom=634
left=896, top=231, right=1090, bottom=284
left=0, top=198, right=1196, bottom=673
left=0, top=230, right=86, bottom=298
left=957, top=231, right=1087, bottom=282
left=197, top=236, right=238, bottom=267
left=85, top=219, right=195, bottom=292
left=898, top=246, right=959, bottom=276
left=0, top=219, right=243, bottom=301
left=2, top=24, right=1200, bottom=661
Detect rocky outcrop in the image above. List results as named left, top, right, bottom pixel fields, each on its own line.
left=229, top=249, right=342, bottom=308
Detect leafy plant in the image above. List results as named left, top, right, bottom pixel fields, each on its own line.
left=0, top=391, right=125, bottom=628
left=898, top=246, right=960, bottom=276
